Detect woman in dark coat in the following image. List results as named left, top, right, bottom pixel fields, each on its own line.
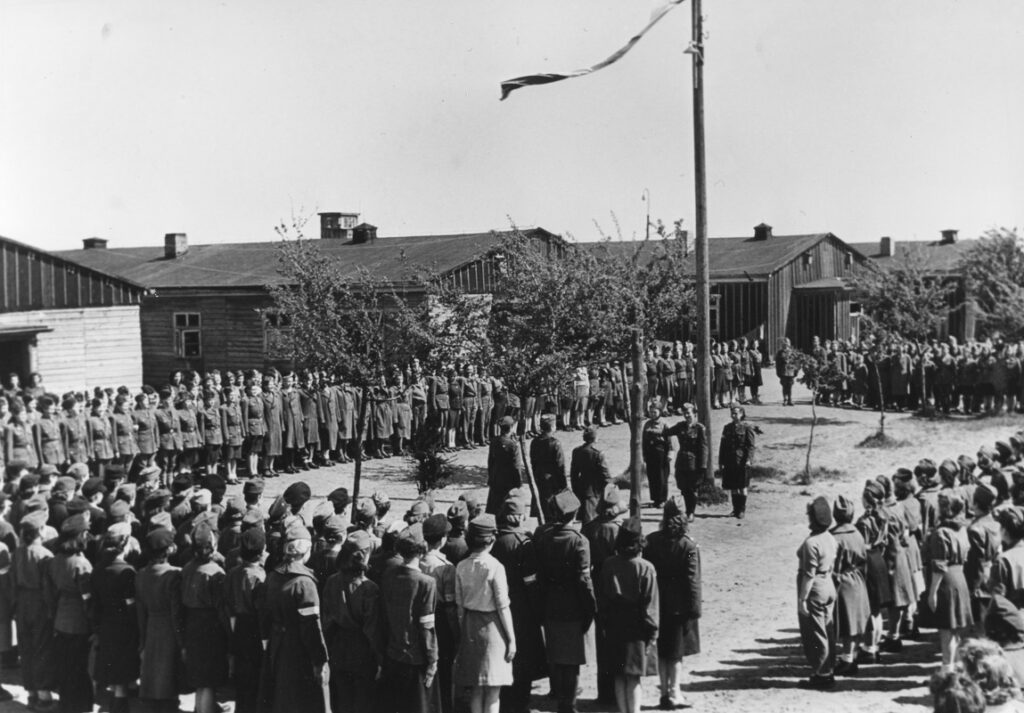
left=597, top=518, right=659, bottom=713
left=259, top=519, right=329, bottom=713
left=136, top=527, right=184, bottom=712
left=925, top=491, right=974, bottom=669
left=830, top=496, right=870, bottom=676
left=643, top=497, right=701, bottom=710
left=717, top=404, right=755, bottom=518
left=132, top=392, right=158, bottom=472
left=220, top=388, right=243, bottom=483
left=111, top=395, right=138, bottom=471
left=262, top=377, right=284, bottom=475
left=666, top=403, right=708, bottom=521
left=796, top=496, right=837, bottom=689
left=225, top=527, right=267, bottom=713
left=641, top=407, right=672, bottom=508
left=181, top=518, right=228, bottom=713
left=90, top=527, right=140, bottom=713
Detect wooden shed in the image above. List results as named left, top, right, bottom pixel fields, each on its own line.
left=0, top=235, right=145, bottom=393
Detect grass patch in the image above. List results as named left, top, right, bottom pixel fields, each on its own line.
left=749, top=464, right=785, bottom=481
left=856, top=430, right=911, bottom=449
left=791, top=466, right=846, bottom=486
left=696, top=477, right=730, bottom=506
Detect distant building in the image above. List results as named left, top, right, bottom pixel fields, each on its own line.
left=0, top=234, right=145, bottom=393
left=849, top=229, right=978, bottom=341
left=56, top=215, right=561, bottom=385
left=586, top=223, right=868, bottom=351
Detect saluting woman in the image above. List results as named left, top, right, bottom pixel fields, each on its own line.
left=666, top=403, right=707, bottom=522
left=642, top=407, right=672, bottom=508
left=717, top=405, right=755, bottom=519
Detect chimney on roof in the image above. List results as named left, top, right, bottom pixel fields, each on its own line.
left=164, top=233, right=188, bottom=259
left=352, top=223, right=378, bottom=245
left=82, top=237, right=107, bottom=250
left=940, top=229, right=959, bottom=245
left=319, top=211, right=360, bottom=240
left=753, top=223, right=773, bottom=240
left=880, top=236, right=894, bottom=257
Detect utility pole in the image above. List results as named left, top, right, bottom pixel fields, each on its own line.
left=691, top=0, right=713, bottom=474
left=643, top=188, right=651, bottom=241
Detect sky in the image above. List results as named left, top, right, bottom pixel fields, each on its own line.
left=1, top=0, right=1022, bottom=252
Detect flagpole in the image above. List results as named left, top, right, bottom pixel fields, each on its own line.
left=691, top=0, right=713, bottom=475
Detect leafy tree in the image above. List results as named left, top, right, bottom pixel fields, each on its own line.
left=793, top=351, right=846, bottom=482
left=959, top=227, right=1024, bottom=340
left=269, top=216, right=432, bottom=512
left=849, top=244, right=957, bottom=420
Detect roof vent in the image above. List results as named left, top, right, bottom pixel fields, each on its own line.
left=753, top=223, right=773, bottom=240
left=164, top=233, right=188, bottom=259
left=940, top=229, right=959, bottom=245
left=319, top=211, right=360, bottom=240
left=352, top=223, right=378, bottom=245
left=82, top=237, right=107, bottom=250
left=880, top=236, right=894, bottom=257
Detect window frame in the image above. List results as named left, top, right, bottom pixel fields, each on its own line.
left=172, top=312, right=202, bottom=357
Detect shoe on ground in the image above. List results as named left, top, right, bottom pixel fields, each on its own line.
left=736, top=511, right=745, bottom=519
left=659, top=695, right=679, bottom=710
left=797, top=675, right=835, bottom=690
left=856, top=648, right=880, bottom=664
left=834, top=660, right=859, bottom=677
left=879, top=637, right=903, bottom=653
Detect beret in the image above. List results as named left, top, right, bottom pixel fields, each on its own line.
left=82, top=477, right=107, bottom=499
left=148, top=511, right=173, bottom=532
left=267, top=494, right=289, bottom=521
left=423, top=513, right=451, bottom=540
left=328, top=487, right=350, bottom=507
left=550, top=489, right=581, bottom=519
left=974, top=482, right=999, bottom=510
left=222, top=496, right=245, bottom=521
left=398, top=522, right=425, bottom=545
left=103, top=463, right=126, bottom=480
left=19, top=510, right=48, bottom=531
left=60, top=513, right=89, bottom=537
left=116, top=483, right=137, bottom=501
left=664, top=495, right=685, bottom=519
left=66, top=497, right=90, bottom=515
left=204, top=474, right=226, bottom=496
left=22, top=495, right=48, bottom=514
left=240, top=527, right=266, bottom=553
left=284, top=519, right=311, bottom=543
left=499, top=497, right=525, bottom=519
left=51, top=476, right=77, bottom=496
left=144, top=489, right=171, bottom=508
left=243, top=479, right=265, bottom=496
left=833, top=494, right=856, bottom=521
left=583, top=425, right=598, bottom=439
left=808, top=495, right=833, bottom=530
left=459, top=492, right=483, bottom=516
left=66, top=463, right=90, bottom=481
left=447, top=500, right=469, bottom=525
left=408, top=500, right=431, bottom=517
left=345, top=530, right=372, bottom=551
left=322, top=514, right=348, bottom=541
left=108, top=500, right=130, bottom=521
left=18, top=473, right=40, bottom=492
left=283, top=482, right=311, bottom=507
left=146, top=527, right=175, bottom=550
left=171, top=472, right=194, bottom=493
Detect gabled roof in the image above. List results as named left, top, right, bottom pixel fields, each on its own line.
left=0, top=233, right=145, bottom=290
left=583, top=232, right=858, bottom=280
left=848, top=238, right=975, bottom=274
left=54, top=228, right=559, bottom=290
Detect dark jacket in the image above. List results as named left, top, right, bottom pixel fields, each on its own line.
left=667, top=421, right=708, bottom=475
left=570, top=443, right=613, bottom=524
left=533, top=523, right=596, bottom=626
left=487, top=434, right=525, bottom=514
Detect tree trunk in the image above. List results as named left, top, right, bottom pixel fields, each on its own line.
left=350, top=393, right=370, bottom=524
left=629, top=330, right=646, bottom=517
left=805, top=389, right=818, bottom=482
left=518, top=433, right=545, bottom=525
left=872, top=358, right=886, bottom=437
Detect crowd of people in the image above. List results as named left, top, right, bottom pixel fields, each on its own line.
left=776, top=334, right=1024, bottom=415
left=794, top=425, right=1024, bottom=711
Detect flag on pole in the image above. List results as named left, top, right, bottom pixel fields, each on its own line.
left=500, top=0, right=687, bottom=100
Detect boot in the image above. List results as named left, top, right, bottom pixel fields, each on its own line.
left=730, top=493, right=740, bottom=517
left=737, top=494, right=747, bottom=518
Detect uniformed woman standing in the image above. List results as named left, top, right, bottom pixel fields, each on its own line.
left=717, top=405, right=755, bottom=519
left=181, top=518, right=228, bottom=713
left=259, top=519, right=329, bottom=713
left=642, top=407, right=672, bottom=508
left=132, top=391, right=158, bottom=473
left=830, top=496, right=870, bottom=676
left=136, top=527, right=184, bottom=713
left=454, top=514, right=516, bottom=713
left=924, top=492, right=974, bottom=669
left=796, top=496, right=837, bottom=690
left=90, top=527, right=140, bottom=713
left=111, top=395, right=138, bottom=472
left=666, top=403, right=707, bottom=522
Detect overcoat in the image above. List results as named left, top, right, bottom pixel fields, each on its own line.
left=533, top=522, right=596, bottom=665
left=262, top=390, right=284, bottom=457
left=486, top=434, right=525, bottom=514
left=569, top=443, right=613, bottom=523
left=34, top=417, right=65, bottom=465
left=91, top=559, right=140, bottom=686
left=132, top=406, right=158, bottom=455
left=529, top=434, right=566, bottom=515
left=597, top=554, right=659, bottom=676
left=491, top=527, right=547, bottom=681
left=281, top=389, right=304, bottom=449
left=717, top=421, right=755, bottom=490
left=136, top=561, right=185, bottom=701
left=830, top=523, right=870, bottom=638
left=643, top=529, right=701, bottom=659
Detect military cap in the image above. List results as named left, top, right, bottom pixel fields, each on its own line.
left=550, top=489, right=580, bottom=519
left=833, top=494, right=856, bottom=523
left=423, top=513, right=452, bottom=540
left=322, top=514, right=348, bottom=541
left=863, top=479, right=885, bottom=502
left=116, top=483, right=137, bottom=502
left=66, top=463, right=90, bottom=482
left=192, top=519, right=216, bottom=547
left=397, top=522, right=425, bottom=546
left=284, top=518, right=311, bottom=543
left=345, top=529, right=372, bottom=551
left=138, top=465, right=162, bottom=483
left=239, top=527, right=266, bottom=555
left=149, top=510, right=173, bottom=532
left=243, top=479, right=265, bottom=496
left=468, top=513, right=497, bottom=539
left=327, top=487, right=350, bottom=508
left=51, top=476, right=77, bottom=496
left=22, top=495, right=48, bottom=515
left=18, top=473, right=40, bottom=492
left=283, top=482, right=312, bottom=508
left=82, top=477, right=107, bottom=499
left=106, top=521, right=133, bottom=539
left=500, top=416, right=516, bottom=429
left=108, top=500, right=131, bottom=521
left=146, top=527, right=175, bottom=550
left=241, top=508, right=265, bottom=529
left=447, top=500, right=469, bottom=527
left=354, top=498, right=377, bottom=522
left=582, top=425, right=598, bottom=441
left=66, top=497, right=90, bottom=515
left=103, top=463, right=126, bottom=481
left=615, top=516, right=645, bottom=548
left=193, top=489, right=212, bottom=508
left=37, top=464, right=59, bottom=479
left=808, top=496, right=833, bottom=531
left=499, top=497, right=525, bottom=520
left=204, top=474, right=227, bottom=498
left=192, top=510, right=219, bottom=533
left=60, top=513, right=89, bottom=537
left=145, top=488, right=172, bottom=508
left=222, top=496, right=245, bottom=522
left=407, top=500, right=431, bottom=521
left=460, top=492, right=484, bottom=518
left=171, top=472, right=194, bottom=493
left=19, top=510, right=48, bottom=532
left=974, top=482, right=999, bottom=511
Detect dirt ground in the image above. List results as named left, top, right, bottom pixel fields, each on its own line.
left=2, top=370, right=1020, bottom=712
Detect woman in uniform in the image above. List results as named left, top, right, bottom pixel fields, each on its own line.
left=924, top=491, right=974, bottom=669
left=154, top=388, right=181, bottom=486
left=32, top=396, right=64, bottom=468
left=830, top=495, right=870, bottom=676
left=225, top=527, right=266, bottom=713
left=597, top=517, right=659, bottom=713
left=111, top=395, right=138, bottom=473
left=90, top=526, right=140, bottom=713
left=181, top=517, right=228, bottom=713
left=220, top=387, right=243, bottom=483
left=796, top=496, right=837, bottom=690
left=132, top=391, right=158, bottom=473
left=454, top=514, right=516, bottom=713
left=641, top=406, right=672, bottom=508
left=241, top=381, right=266, bottom=478
left=262, top=376, right=284, bottom=477
left=667, top=403, right=707, bottom=522
left=177, top=394, right=202, bottom=470
left=393, top=372, right=413, bottom=457
left=86, top=397, right=115, bottom=478
left=136, top=526, right=184, bottom=713
left=4, top=400, right=39, bottom=469
left=643, top=497, right=701, bottom=710
left=61, top=397, right=89, bottom=467
left=259, top=519, right=329, bottom=713
left=717, top=405, right=755, bottom=519
left=199, top=391, right=223, bottom=475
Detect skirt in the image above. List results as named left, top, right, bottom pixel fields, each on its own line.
left=834, top=572, right=871, bottom=638
left=934, top=566, right=974, bottom=631
left=222, top=444, right=242, bottom=460
left=657, top=618, right=701, bottom=661
left=183, top=607, right=229, bottom=688
left=890, top=547, right=916, bottom=608
left=543, top=619, right=588, bottom=666
left=454, top=609, right=512, bottom=687
left=865, top=550, right=893, bottom=611
left=720, top=466, right=749, bottom=491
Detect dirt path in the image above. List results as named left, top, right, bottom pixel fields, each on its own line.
left=1, top=370, right=1019, bottom=712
